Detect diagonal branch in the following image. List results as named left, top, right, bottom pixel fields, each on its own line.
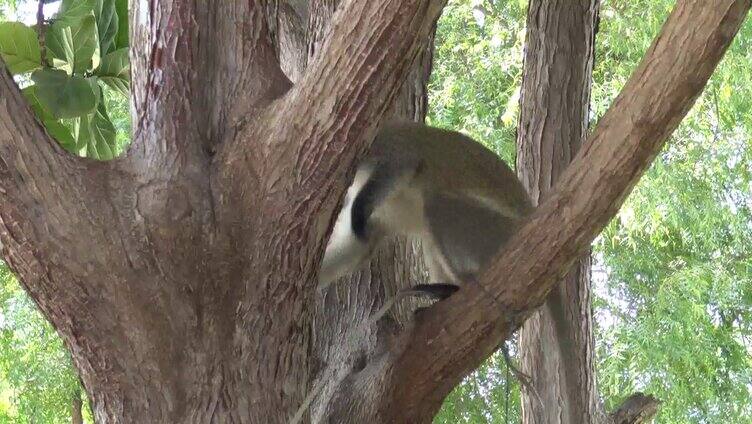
left=0, top=64, right=135, bottom=387
left=279, top=0, right=445, bottom=176
left=284, top=0, right=444, bottom=256
left=348, top=0, right=750, bottom=420
left=0, top=65, right=104, bottom=278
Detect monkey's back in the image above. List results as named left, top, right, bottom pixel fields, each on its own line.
left=371, top=122, right=533, bottom=220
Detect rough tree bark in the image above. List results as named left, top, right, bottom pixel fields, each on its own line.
left=516, top=2, right=603, bottom=423
left=272, top=2, right=309, bottom=84
left=0, top=0, right=747, bottom=423
left=516, top=4, right=660, bottom=423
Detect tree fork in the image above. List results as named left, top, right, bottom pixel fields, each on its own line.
left=1, top=0, right=446, bottom=421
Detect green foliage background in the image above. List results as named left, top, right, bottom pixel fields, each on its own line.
left=0, top=0, right=750, bottom=423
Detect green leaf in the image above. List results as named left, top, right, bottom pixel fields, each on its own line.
left=0, top=22, right=41, bottom=74
left=55, top=0, right=97, bottom=26
left=114, top=0, right=128, bottom=49
left=70, top=14, right=100, bottom=73
left=31, top=69, right=97, bottom=119
left=94, top=0, right=118, bottom=55
left=21, top=86, right=76, bottom=150
left=47, top=13, right=100, bottom=73
left=45, top=22, right=75, bottom=73
left=73, top=91, right=117, bottom=160
left=97, top=48, right=129, bottom=95
left=87, top=75, right=102, bottom=104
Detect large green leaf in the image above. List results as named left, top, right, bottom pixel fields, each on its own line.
left=31, top=69, right=97, bottom=119
left=0, top=22, right=41, bottom=74
left=55, top=0, right=97, bottom=26
left=114, top=0, right=128, bottom=49
left=97, top=48, right=129, bottom=96
left=73, top=92, right=117, bottom=160
left=87, top=75, right=102, bottom=104
left=45, top=22, right=75, bottom=73
left=94, top=0, right=118, bottom=55
left=46, top=15, right=100, bottom=74
left=71, top=14, right=100, bottom=72
left=21, top=86, right=76, bottom=150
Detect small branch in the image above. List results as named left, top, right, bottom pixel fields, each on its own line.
left=500, top=344, right=542, bottom=413
left=36, top=0, right=46, bottom=65
left=71, top=387, right=84, bottom=424
left=610, top=393, right=660, bottom=424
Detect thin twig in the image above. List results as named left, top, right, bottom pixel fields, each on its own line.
left=500, top=342, right=543, bottom=414
left=504, top=358, right=510, bottom=424
left=36, top=0, right=46, bottom=65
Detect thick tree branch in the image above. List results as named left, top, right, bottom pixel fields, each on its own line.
left=281, top=0, right=444, bottom=274
left=282, top=0, right=442, bottom=189
left=0, top=67, right=72, bottom=178
left=0, top=65, right=105, bottom=291
left=307, top=0, right=338, bottom=62
left=0, top=65, right=154, bottom=414
left=327, top=0, right=750, bottom=420
left=279, top=0, right=444, bottom=171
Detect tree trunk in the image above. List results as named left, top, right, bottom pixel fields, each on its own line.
left=0, top=0, right=747, bottom=422
left=516, top=2, right=603, bottom=423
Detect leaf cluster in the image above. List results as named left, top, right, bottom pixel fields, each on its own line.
left=0, top=0, right=129, bottom=159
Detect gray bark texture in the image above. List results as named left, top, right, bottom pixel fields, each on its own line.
left=0, top=0, right=748, bottom=422
left=516, top=2, right=603, bottom=423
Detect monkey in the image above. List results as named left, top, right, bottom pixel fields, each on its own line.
left=318, top=121, right=533, bottom=299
